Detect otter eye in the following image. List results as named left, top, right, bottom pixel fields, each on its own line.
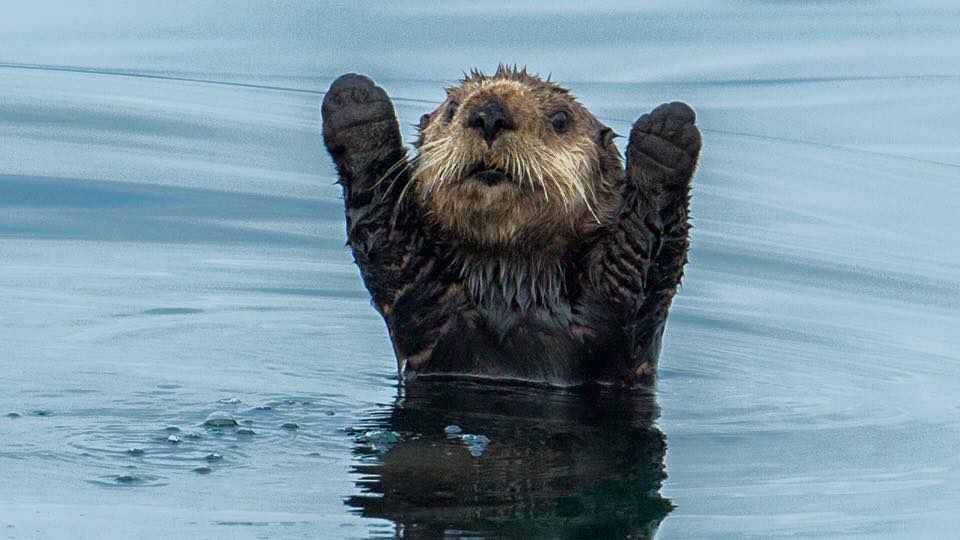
left=551, top=111, right=570, bottom=133
left=445, top=101, right=459, bottom=122
left=419, top=113, right=431, bottom=130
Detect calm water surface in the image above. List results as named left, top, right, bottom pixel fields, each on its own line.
left=2, top=2, right=959, bottom=538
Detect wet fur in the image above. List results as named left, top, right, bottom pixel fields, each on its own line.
left=412, top=69, right=620, bottom=254
left=321, top=66, right=701, bottom=387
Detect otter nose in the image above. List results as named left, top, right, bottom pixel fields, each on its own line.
left=467, top=98, right=514, bottom=143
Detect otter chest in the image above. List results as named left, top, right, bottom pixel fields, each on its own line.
left=396, top=287, right=594, bottom=384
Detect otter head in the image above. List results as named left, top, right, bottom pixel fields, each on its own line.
left=411, top=65, right=622, bottom=253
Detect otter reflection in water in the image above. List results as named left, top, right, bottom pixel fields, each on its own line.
left=346, top=382, right=671, bottom=538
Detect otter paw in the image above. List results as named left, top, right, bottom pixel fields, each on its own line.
left=627, top=102, right=701, bottom=182
left=321, top=74, right=397, bottom=148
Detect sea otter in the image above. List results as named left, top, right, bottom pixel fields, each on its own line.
left=321, top=65, right=701, bottom=387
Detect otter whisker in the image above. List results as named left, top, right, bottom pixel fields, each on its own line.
left=391, top=172, right=418, bottom=228
left=521, top=155, right=534, bottom=192
left=382, top=137, right=450, bottom=184
left=374, top=153, right=414, bottom=190
left=432, top=146, right=460, bottom=192
left=549, top=150, right=573, bottom=207
left=527, top=152, right=550, bottom=202
left=581, top=150, right=605, bottom=223
left=384, top=160, right=416, bottom=195
left=411, top=139, right=459, bottom=194
left=527, top=154, right=540, bottom=193
left=565, top=150, right=602, bottom=223
left=556, top=147, right=594, bottom=212
left=383, top=137, right=461, bottom=195
left=511, top=155, right=525, bottom=189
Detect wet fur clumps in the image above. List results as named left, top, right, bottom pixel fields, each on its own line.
left=457, top=252, right=568, bottom=311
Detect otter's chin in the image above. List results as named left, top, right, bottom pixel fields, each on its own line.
left=422, top=183, right=571, bottom=250
left=416, top=167, right=587, bottom=250
left=466, top=162, right=510, bottom=186
left=457, top=177, right=522, bottom=209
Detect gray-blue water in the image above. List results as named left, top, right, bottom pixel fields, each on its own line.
left=2, top=2, right=959, bottom=538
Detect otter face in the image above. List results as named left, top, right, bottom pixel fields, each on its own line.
left=411, top=66, right=620, bottom=251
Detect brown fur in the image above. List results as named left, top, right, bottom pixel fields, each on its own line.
left=409, top=66, right=620, bottom=257
left=321, top=67, right=701, bottom=386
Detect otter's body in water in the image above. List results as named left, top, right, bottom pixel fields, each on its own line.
left=322, top=66, right=701, bottom=387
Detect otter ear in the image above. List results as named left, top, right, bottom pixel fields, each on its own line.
left=597, top=126, right=618, bottom=147
left=418, top=113, right=431, bottom=131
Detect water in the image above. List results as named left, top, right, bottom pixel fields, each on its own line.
left=2, top=2, right=959, bottom=538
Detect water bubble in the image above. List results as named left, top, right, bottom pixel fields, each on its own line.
left=241, top=419, right=255, bottom=426
left=459, top=434, right=491, bottom=457
left=444, top=424, right=462, bottom=435
left=355, top=430, right=401, bottom=452
left=193, top=466, right=213, bottom=475
left=167, top=435, right=182, bottom=444
left=360, top=430, right=400, bottom=444
left=237, top=428, right=255, bottom=436
left=203, top=411, right=238, bottom=428
left=217, top=398, right=241, bottom=405
left=127, top=448, right=145, bottom=456
left=164, top=426, right=181, bottom=432
left=34, top=409, right=51, bottom=416
left=5, top=412, right=21, bottom=419
left=281, top=422, right=300, bottom=430
left=116, top=474, right=138, bottom=484
left=205, top=453, right=223, bottom=462
left=324, top=410, right=336, bottom=416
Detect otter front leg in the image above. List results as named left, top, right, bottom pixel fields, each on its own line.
left=624, top=102, right=702, bottom=383
left=321, top=74, right=412, bottom=310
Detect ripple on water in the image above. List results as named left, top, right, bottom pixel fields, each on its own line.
left=60, top=404, right=279, bottom=480
left=141, top=308, right=205, bottom=316
left=87, top=472, right=167, bottom=488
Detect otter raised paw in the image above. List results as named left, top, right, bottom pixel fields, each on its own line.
left=628, top=101, right=701, bottom=189
left=321, top=65, right=702, bottom=387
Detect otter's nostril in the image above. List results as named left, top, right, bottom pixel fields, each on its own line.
left=466, top=98, right=514, bottom=143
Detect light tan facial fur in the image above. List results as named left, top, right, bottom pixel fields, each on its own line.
left=406, top=66, right=621, bottom=255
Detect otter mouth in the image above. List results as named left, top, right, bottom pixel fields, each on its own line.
left=466, top=161, right=510, bottom=186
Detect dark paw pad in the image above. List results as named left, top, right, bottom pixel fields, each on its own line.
left=322, top=74, right=396, bottom=141
left=628, top=101, right=702, bottom=180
